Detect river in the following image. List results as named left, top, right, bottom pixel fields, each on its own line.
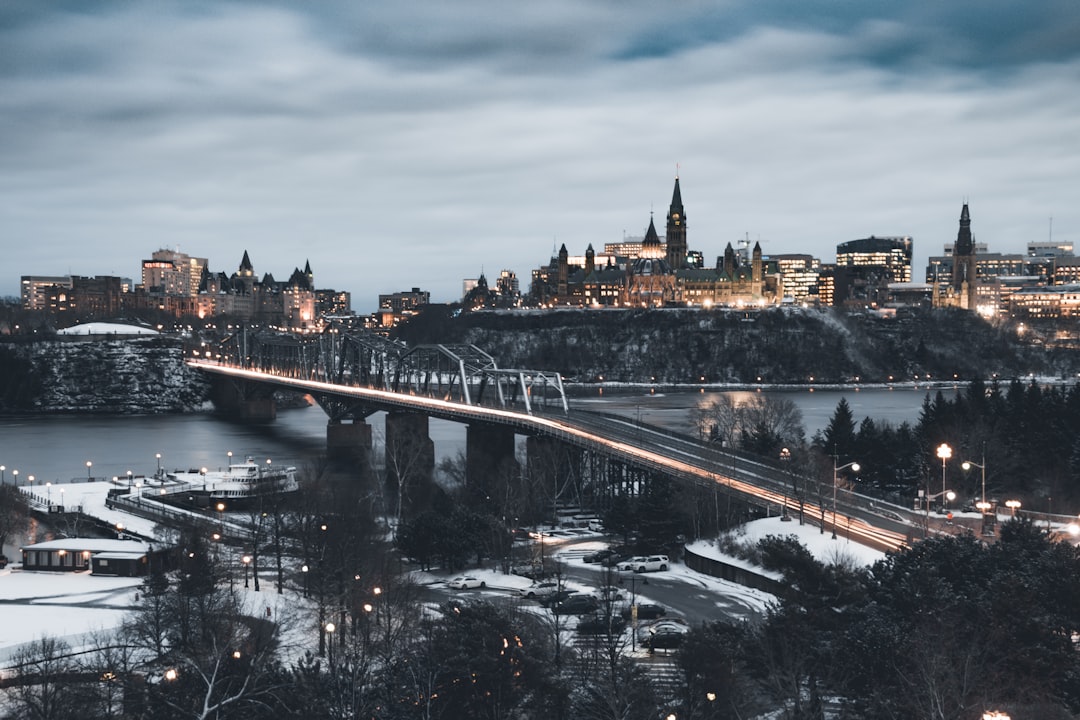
left=0, top=384, right=954, bottom=489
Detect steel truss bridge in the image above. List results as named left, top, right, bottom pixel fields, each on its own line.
left=189, top=329, right=934, bottom=553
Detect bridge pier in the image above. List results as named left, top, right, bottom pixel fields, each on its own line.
left=385, top=412, right=435, bottom=515
left=208, top=375, right=277, bottom=422
left=327, top=418, right=373, bottom=462
left=466, top=423, right=519, bottom=502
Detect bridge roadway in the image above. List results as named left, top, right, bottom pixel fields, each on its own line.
left=192, top=360, right=916, bottom=553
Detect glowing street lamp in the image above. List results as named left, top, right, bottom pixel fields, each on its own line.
left=86, top=460, right=93, bottom=480
left=242, top=554, right=252, bottom=588
left=832, top=459, right=860, bottom=539
left=779, top=447, right=791, bottom=521
left=1, top=465, right=5, bottom=485
left=936, top=444, right=952, bottom=512
left=155, top=453, right=162, bottom=475
left=1005, top=499, right=1021, bottom=517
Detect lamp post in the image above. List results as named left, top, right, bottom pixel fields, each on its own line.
left=1, top=465, right=5, bottom=485
left=963, top=455, right=992, bottom=534
left=832, top=459, right=860, bottom=539
left=325, top=622, right=336, bottom=670
left=155, top=453, right=162, bottom=476
left=242, top=554, right=252, bottom=588
left=126, top=470, right=133, bottom=489
left=86, top=460, right=92, bottom=480
left=779, top=447, right=792, bottom=521
left=936, top=444, right=952, bottom=512
left=227, top=450, right=233, bottom=468
left=12, top=470, right=18, bottom=486
left=46, top=481, right=51, bottom=505
left=1005, top=499, right=1021, bottom=517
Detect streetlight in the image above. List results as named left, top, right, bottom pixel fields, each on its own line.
left=936, top=444, right=952, bottom=513
left=963, top=455, right=992, bottom=534
left=832, top=459, right=860, bottom=539
left=242, top=554, right=252, bottom=588
left=325, top=622, right=336, bottom=669
left=227, top=450, right=233, bottom=468
left=12, top=470, right=18, bottom=486
left=126, top=470, right=133, bottom=489
left=1006, top=499, right=1021, bottom=517
left=155, top=453, right=162, bottom=476
left=46, top=481, right=51, bottom=505
left=1, top=465, right=5, bottom=485
left=779, top=447, right=792, bottom=522
left=86, top=460, right=92, bottom=480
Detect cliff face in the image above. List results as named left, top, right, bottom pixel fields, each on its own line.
left=394, top=306, right=1075, bottom=384
left=0, top=336, right=209, bottom=413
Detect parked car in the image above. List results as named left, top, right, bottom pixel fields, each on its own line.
left=576, top=612, right=627, bottom=635
left=623, top=603, right=667, bottom=621
left=618, top=555, right=670, bottom=573
left=519, top=581, right=560, bottom=599
left=600, top=552, right=627, bottom=568
left=553, top=594, right=599, bottom=615
left=583, top=548, right=618, bottom=564
left=447, top=575, right=486, bottom=590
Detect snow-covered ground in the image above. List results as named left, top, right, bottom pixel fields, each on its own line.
left=0, top=504, right=885, bottom=668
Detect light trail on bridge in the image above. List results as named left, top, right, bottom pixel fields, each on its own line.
left=190, top=360, right=911, bottom=553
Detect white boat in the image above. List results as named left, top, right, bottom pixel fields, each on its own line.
left=166, top=458, right=299, bottom=502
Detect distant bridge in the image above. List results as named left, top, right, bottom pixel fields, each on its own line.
left=188, top=330, right=923, bottom=552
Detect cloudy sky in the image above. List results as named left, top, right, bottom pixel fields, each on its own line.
left=3, top=1, right=1079, bottom=309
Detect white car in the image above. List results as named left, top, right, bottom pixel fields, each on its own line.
left=447, top=575, right=486, bottom=589
left=619, top=555, right=670, bottom=573
left=519, top=581, right=560, bottom=599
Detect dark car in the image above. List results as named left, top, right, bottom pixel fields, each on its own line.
left=599, top=552, right=626, bottom=568
left=645, top=630, right=685, bottom=652
left=539, top=589, right=575, bottom=608
left=623, top=603, right=666, bottom=621
left=553, top=594, right=599, bottom=615
left=576, top=613, right=627, bottom=635
left=583, top=548, right=618, bottom=564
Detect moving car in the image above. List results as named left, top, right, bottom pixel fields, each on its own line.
left=623, top=603, right=667, bottom=621
left=447, top=575, right=486, bottom=589
left=576, top=612, right=627, bottom=635
left=618, top=555, right=670, bottom=573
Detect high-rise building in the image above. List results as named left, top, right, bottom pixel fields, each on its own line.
left=834, top=236, right=913, bottom=306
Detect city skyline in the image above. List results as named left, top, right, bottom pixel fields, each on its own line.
left=2, top=2, right=1078, bottom=306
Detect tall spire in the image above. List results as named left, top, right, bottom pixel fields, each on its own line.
left=955, top=202, right=974, bottom=256
left=665, top=175, right=687, bottom=270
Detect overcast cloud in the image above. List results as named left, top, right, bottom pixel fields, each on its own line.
left=2, top=1, right=1079, bottom=308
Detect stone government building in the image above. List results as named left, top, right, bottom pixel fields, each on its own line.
left=530, top=177, right=783, bottom=308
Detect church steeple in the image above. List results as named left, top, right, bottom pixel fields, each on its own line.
left=951, top=201, right=977, bottom=310
left=665, top=175, right=687, bottom=270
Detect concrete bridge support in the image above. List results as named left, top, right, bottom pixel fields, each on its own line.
left=208, top=376, right=277, bottom=422
left=385, top=411, right=436, bottom=515
left=466, top=423, right=519, bottom=502
left=327, top=418, right=373, bottom=463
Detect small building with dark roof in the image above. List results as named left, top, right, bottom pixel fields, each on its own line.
left=20, top=539, right=151, bottom=576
